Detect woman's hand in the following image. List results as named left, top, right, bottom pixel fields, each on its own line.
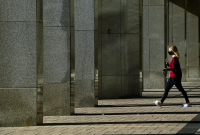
left=163, top=68, right=167, bottom=72
left=165, top=58, right=169, bottom=66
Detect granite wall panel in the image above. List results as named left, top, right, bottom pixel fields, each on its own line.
left=149, top=0, right=164, bottom=6
left=75, top=31, right=95, bottom=107
left=0, top=0, right=36, bottom=21
left=43, top=0, right=70, bottom=27
left=101, top=76, right=121, bottom=99
left=43, top=27, right=70, bottom=83
left=0, top=22, right=36, bottom=88
left=143, top=5, right=150, bottom=88
left=121, top=0, right=139, bottom=33
left=102, top=0, right=120, bottom=34
left=74, top=0, right=94, bottom=30
left=122, top=76, right=140, bottom=98
left=43, top=83, right=70, bottom=116
left=121, top=34, right=140, bottom=76
left=102, top=34, right=121, bottom=75
left=0, top=88, right=37, bottom=127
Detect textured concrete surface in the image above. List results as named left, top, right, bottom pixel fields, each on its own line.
left=0, top=22, right=37, bottom=88
left=43, top=83, right=70, bottom=116
left=0, top=88, right=37, bottom=127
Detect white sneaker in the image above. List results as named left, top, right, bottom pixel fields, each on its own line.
left=154, top=100, right=162, bottom=107
left=182, top=103, right=192, bottom=107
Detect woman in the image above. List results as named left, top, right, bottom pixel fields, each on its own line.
left=154, top=46, right=191, bottom=107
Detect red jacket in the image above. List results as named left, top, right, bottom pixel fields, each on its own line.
left=169, top=56, right=182, bottom=78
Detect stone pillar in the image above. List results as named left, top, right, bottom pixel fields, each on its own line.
left=143, top=0, right=165, bottom=89
left=187, top=0, right=199, bottom=78
left=169, top=0, right=186, bottom=81
left=0, top=0, right=37, bottom=126
left=99, top=0, right=141, bottom=98
left=43, top=0, right=71, bottom=115
left=74, top=0, right=95, bottom=107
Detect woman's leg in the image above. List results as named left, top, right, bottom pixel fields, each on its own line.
left=161, top=78, right=174, bottom=103
left=174, top=77, right=190, bottom=103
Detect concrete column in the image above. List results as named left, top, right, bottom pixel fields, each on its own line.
left=43, top=0, right=71, bottom=115
left=143, top=0, right=150, bottom=88
left=187, top=0, right=199, bottom=78
left=169, top=0, right=186, bottom=81
left=0, top=0, right=37, bottom=126
left=143, top=0, right=165, bottom=89
left=74, top=0, right=95, bottom=107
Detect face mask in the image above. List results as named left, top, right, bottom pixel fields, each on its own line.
left=168, top=51, right=173, bottom=55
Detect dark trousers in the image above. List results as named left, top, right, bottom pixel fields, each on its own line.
left=161, top=77, right=190, bottom=103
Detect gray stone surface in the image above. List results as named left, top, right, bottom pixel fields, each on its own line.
left=102, top=0, right=120, bottom=34
left=148, top=5, right=165, bottom=88
left=102, top=34, right=121, bottom=75
left=121, top=34, right=140, bottom=76
left=143, top=71, right=150, bottom=89
left=43, top=0, right=70, bottom=27
left=143, top=5, right=149, bottom=89
left=168, top=1, right=173, bottom=42
left=98, top=76, right=102, bottom=99
left=0, top=22, right=36, bottom=88
left=143, top=0, right=148, bottom=6
left=122, top=76, right=140, bottom=98
left=173, top=16, right=185, bottom=42
left=74, top=0, right=94, bottom=30
left=150, top=71, right=165, bottom=89
left=149, top=39, right=164, bottom=71
left=75, top=31, right=95, bottom=107
left=43, top=27, right=70, bottom=83
left=187, top=22, right=198, bottom=44
left=149, top=6, right=164, bottom=40
left=75, top=80, right=95, bottom=107
left=98, top=0, right=102, bottom=33
left=101, top=76, right=121, bottom=99
left=188, top=66, right=199, bottom=78
left=0, top=88, right=37, bottom=127
left=188, top=43, right=199, bottom=66
left=75, top=31, right=94, bottom=80
left=0, top=0, right=36, bottom=21
left=149, top=39, right=164, bottom=89
left=121, top=0, right=139, bottom=33
left=43, top=83, right=70, bottom=116
left=149, top=0, right=164, bottom=6
left=98, top=34, right=102, bottom=76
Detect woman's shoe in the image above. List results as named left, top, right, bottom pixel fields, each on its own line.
left=182, top=103, right=192, bottom=107
left=154, top=100, right=163, bottom=107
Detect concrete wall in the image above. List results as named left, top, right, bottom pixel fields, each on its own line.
left=0, top=0, right=37, bottom=126
left=143, top=0, right=165, bottom=89
left=43, top=0, right=71, bottom=115
left=187, top=0, right=199, bottom=78
left=99, top=0, right=141, bottom=99
left=74, top=0, right=95, bottom=107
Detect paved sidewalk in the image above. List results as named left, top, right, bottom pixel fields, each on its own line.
left=1, top=81, right=200, bottom=134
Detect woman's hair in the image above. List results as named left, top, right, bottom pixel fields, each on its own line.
left=169, top=46, right=180, bottom=59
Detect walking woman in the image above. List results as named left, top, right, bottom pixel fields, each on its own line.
left=154, top=46, right=191, bottom=107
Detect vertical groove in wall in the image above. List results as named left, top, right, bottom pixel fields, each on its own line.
left=139, top=0, right=143, bottom=96
left=70, top=0, right=75, bottom=115
left=94, top=0, right=98, bottom=106
left=36, top=0, right=43, bottom=125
